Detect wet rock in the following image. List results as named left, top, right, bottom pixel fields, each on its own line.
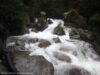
left=63, top=12, right=69, bottom=20
left=7, top=37, right=25, bottom=47
left=53, top=24, right=65, bottom=35
left=69, top=27, right=89, bottom=40
left=79, top=31, right=100, bottom=55
left=31, top=28, right=38, bottom=32
left=24, top=28, right=30, bottom=34
left=26, top=23, right=35, bottom=28
left=15, top=39, right=25, bottom=46
left=79, top=30, right=93, bottom=42
left=60, top=47, right=71, bottom=52
left=72, top=51, right=78, bottom=56
left=53, top=37, right=61, bottom=43
left=28, top=38, right=38, bottom=43
left=65, top=67, right=91, bottom=75
left=69, top=26, right=100, bottom=55
left=69, top=27, right=80, bottom=39
left=47, top=19, right=53, bottom=24
left=38, top=39, right=51, bottom=48
left=54, top=52, right=71, bottom=63
left=7, top=39, right=26, bottom=51
left=35, top=11, right=48, bottom=31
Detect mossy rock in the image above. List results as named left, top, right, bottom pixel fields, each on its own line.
left=53, top=24, right=65, bottom=35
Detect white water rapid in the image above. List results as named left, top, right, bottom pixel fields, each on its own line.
left=7, top=19, right=100, bottom=75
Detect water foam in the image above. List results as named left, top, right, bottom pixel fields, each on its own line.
left=7, top=19, right=100, bottom=75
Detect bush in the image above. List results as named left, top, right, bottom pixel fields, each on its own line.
left=89, top=13, right=100, bottom=33
left=0, top=0, right=26, bottom=36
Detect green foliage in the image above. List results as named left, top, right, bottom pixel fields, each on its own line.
left=90, top=13, right=100, bottom=22
left=68, top=0, right=100, bottom=18
left=22, top=0, right=68, bottom=18
left=0, top=0, right=100, bottom=37
left=67, top=9, right=79, bottom=23
left=0, top=0, right=26, bottom=35
left=89, top=13, right=100, bottom=33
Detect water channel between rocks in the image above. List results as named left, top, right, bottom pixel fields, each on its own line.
left=7, top=19, right=100, bottom=75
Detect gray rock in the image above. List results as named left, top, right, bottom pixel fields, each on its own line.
left=53, top=24, right=65, bottom=35
left=35, top=11, right=48, bottom=31
left=69, top=27, right=80, bottom=39
left=47, top=19, right=53, bottom=24
left=28, top=38, right=38, bottom=44
left=53, top=37, right=61, bottom=43
left=54, top=52, right=71, bottom=63
left=9, top=50, right=54, bottom=75
left=65, top=67, right=91, bottom=75
left=38, top=39, right=51, bottom=48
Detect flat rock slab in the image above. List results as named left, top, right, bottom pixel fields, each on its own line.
left=10, top=51, right=54, bottom=75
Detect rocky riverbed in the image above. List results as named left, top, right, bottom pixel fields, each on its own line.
left=6, top=19, right=100, bottom=75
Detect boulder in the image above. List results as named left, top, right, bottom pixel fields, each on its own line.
left=38, top=39, right=51, bottom=48
left=7, top=37, right=27, bottom=51
left=28, top=38, right=38, bottom=44
left=10, top=50, right=54, bottom=75
left=54, top=52, right=71, bottom=63
left=52, top=37, right=61, bottom=43
left=65, top=67, right=91, bottom=75
left=60, top=47, right=71, bottom=52
left=47, top=19, right=53, bottom=24
left=53, top=24, right=65, bottom=35
left=69, top=27, right=80, bottom=39
left=15, top=39, right=25, bottom=46
left=35, top=11, right=48, bottom=31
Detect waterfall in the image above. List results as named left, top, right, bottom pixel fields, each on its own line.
left=7, top=19, right=100, bottom=75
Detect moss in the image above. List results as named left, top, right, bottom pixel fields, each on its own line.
left=53, top=24, right=65, bottom=35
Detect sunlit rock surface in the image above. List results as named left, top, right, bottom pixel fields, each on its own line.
left=13, top=52, right=54, bottom=75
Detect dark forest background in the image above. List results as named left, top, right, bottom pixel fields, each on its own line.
left=0, top=0, right=100, bottom=42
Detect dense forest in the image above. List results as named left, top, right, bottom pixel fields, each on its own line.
left=0, top=0, right=100, bottom=39
left=0, top=0, right=100, bottom=74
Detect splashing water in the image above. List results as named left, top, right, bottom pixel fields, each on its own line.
left=7, top=19, right=100, bottom=75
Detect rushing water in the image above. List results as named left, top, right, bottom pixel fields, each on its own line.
left=7, top=19, right=100, bottom=75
